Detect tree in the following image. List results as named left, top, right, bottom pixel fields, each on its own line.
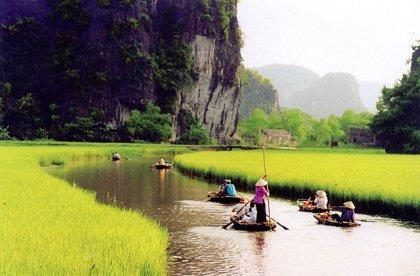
left=237, top=108, right=268, bottom=144
left=125, top=103, right=172, bottom=142
left=340, top=110, right=372, bottom=133
left=371, top=69, right=420, bottom=153
left=178, top=124, right=209, bottom=145
left=279, top=108, right=314, bottom=142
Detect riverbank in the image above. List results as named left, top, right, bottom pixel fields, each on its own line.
left=0, top=142, right=189, bottom=274
left=174, top=149, right=420, bottom=220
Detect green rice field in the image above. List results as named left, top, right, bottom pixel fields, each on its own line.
left=0, top=142, right=190, bottom=274
left=174, top=149, right=420, bottom=218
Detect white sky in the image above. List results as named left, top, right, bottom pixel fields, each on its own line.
left=238, top=0, right=420, bottom=84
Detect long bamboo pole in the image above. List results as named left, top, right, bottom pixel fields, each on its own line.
left=262, top=144, right=272, bottom=231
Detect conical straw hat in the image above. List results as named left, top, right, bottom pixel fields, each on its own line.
left=343, top=201, right=355, bottom=210
left=316, top=190, right=327, bottom=198
left=255, top=179, right=268, bottom=186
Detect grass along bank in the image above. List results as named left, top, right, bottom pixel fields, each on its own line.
left=174, top=149, right=420, bottom=220
left=0, top=142, right=189, bottom=274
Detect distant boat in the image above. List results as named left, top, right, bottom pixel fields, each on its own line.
left=206, top=191, right=246, bottom=204
left=313, top=213, right=361, bottom=227
left=112, top=153, right=121, bottom=161
left=154, top=162, right=172, bottom=169
left=297, top=199, right=331, bottom=213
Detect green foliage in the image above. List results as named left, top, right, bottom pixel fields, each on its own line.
left=216, top=0, right=234, bottom=39
left=177, top=109, right=210, bottom=145
left=200, top=0, right=213, bottom=22
left=239, top=107, right=372, bottom=146
left=125, top=103, right=172, bottom=142
left=152, top=36, right=195, bottom=92
left=179, top=125, right=210, bottom=145
left=0, top=127, right=12, bottom=140
left=51, top=0, right=91, bottom=30
left=371, top=70, right=420, bottom=154
left=237, top=108, right=267, bottom=144
left=239, top=68, right=278, bottom=120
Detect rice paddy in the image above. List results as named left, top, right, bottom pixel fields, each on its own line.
left=0, top=142, right=191, bottom=275
left=174, top=149, right=420, bottom=218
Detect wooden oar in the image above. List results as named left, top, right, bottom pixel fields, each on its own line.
left=222, top=201, right=251, bottom=229
left=266, top=215, right=289, bottom=230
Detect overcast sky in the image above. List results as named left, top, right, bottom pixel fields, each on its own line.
left=238, top=0, right=420, bottom=84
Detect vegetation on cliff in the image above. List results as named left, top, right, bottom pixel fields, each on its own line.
left=238, top=68, right=278, bottom=120
left=0, top=0, right=241, bottom=142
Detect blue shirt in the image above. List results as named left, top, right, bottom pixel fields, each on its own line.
left=338, top=207, right=355, bottom=222
left=226, top=184, right=237, bottom=196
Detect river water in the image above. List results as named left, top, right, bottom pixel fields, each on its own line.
left=51, top=156, right=420, bottom=275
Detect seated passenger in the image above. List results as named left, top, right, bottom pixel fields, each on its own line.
left=314, top=190, right=328, bottom=210
left=332, top=201, right=356, bottom=222
left=158, top=158, right=165, bottom=165
left=225, top=180, right=237, bottom=196
left=241, top=202, right=256, bottom=223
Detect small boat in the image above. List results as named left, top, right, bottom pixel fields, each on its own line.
left=297, top=199, right=330, bottom=213
left=154, top=162, right=172, bottom=169
left=231, top=216, right=277, bottom=231
left=112, top=153, right=121, bottom=161
left=313, top=213, right=361, bottom=227
left=206, top=191, right=245, bottom=204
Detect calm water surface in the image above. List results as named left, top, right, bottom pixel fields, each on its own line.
left=51, top=157, right=420, bottom=275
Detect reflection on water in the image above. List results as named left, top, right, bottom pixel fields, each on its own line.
left=51, top=158, right=420, bottom=275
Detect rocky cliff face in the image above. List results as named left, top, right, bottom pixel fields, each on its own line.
left=238, top=69, right=278, bottom=120
left=288, top=73, right=368, bottom=119
left=411, top=45, right=420, bottom=72
left=0, top=0, right=241, bottom=142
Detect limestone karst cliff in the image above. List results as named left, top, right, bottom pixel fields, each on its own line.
left=0, top=0, right=241, bottom=142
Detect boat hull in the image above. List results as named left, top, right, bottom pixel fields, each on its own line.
left=232, top=220, right=276, bottom=231
left=207, top=192, right=245, bottom=203
left=313, top=213, right=361, bottom=227
left=154, top=164, right=172, bottom=169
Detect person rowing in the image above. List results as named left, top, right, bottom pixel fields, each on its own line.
left=254, top=175, right=269, bottom=223
left=330, top=201, right=356, bottom=222
left=225, top=179, right=237, bottom=196
left=217, top=179, right=229, bottom=196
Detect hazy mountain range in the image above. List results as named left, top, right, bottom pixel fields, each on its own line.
left=255, top=64, right=384, bottom=118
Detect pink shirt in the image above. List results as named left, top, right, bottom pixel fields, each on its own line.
left=254, top=186, right=268, bottom=204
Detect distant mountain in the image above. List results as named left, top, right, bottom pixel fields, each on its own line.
left=239, top=69, right=278, bottom=120
left=358, top=81, right=385, bottom=112
left=288, top=73, right=368, bottom=119
left=255, top=64, right=319, bottom=106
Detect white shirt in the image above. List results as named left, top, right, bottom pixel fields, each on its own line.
left=241, top=209, right=256, bottom=223
left=314, top=197, right=328, bottom=209
left=233, top=204, right=248, bottom=217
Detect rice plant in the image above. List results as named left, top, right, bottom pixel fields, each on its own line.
left=0, top=142, right=187, bottom=274
left=174, top=149, right=420, bottom=218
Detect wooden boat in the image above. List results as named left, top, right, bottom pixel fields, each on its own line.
left=313, top=213, right=361, bottom=227
left=231, top=217, right=277, bottom=231
left=206, top=191, right=245, bottom=203
left=112, top=153, right=121, bottom=161
left=297, top=199, right=330, bottom=213
left=154, top=163, right=172, bottom=169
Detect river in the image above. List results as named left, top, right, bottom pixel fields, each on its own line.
left=50, top=156, right=420, bottom=275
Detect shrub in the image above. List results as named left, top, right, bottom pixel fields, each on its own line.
left=125, top=103, right=172, bottom=142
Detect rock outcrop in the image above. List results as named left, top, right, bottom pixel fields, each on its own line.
left=288, top=73, right=368, bottom=119
left=238, top=69, right=278, bottom=120
left=0, top=0, right=241, bottom=142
